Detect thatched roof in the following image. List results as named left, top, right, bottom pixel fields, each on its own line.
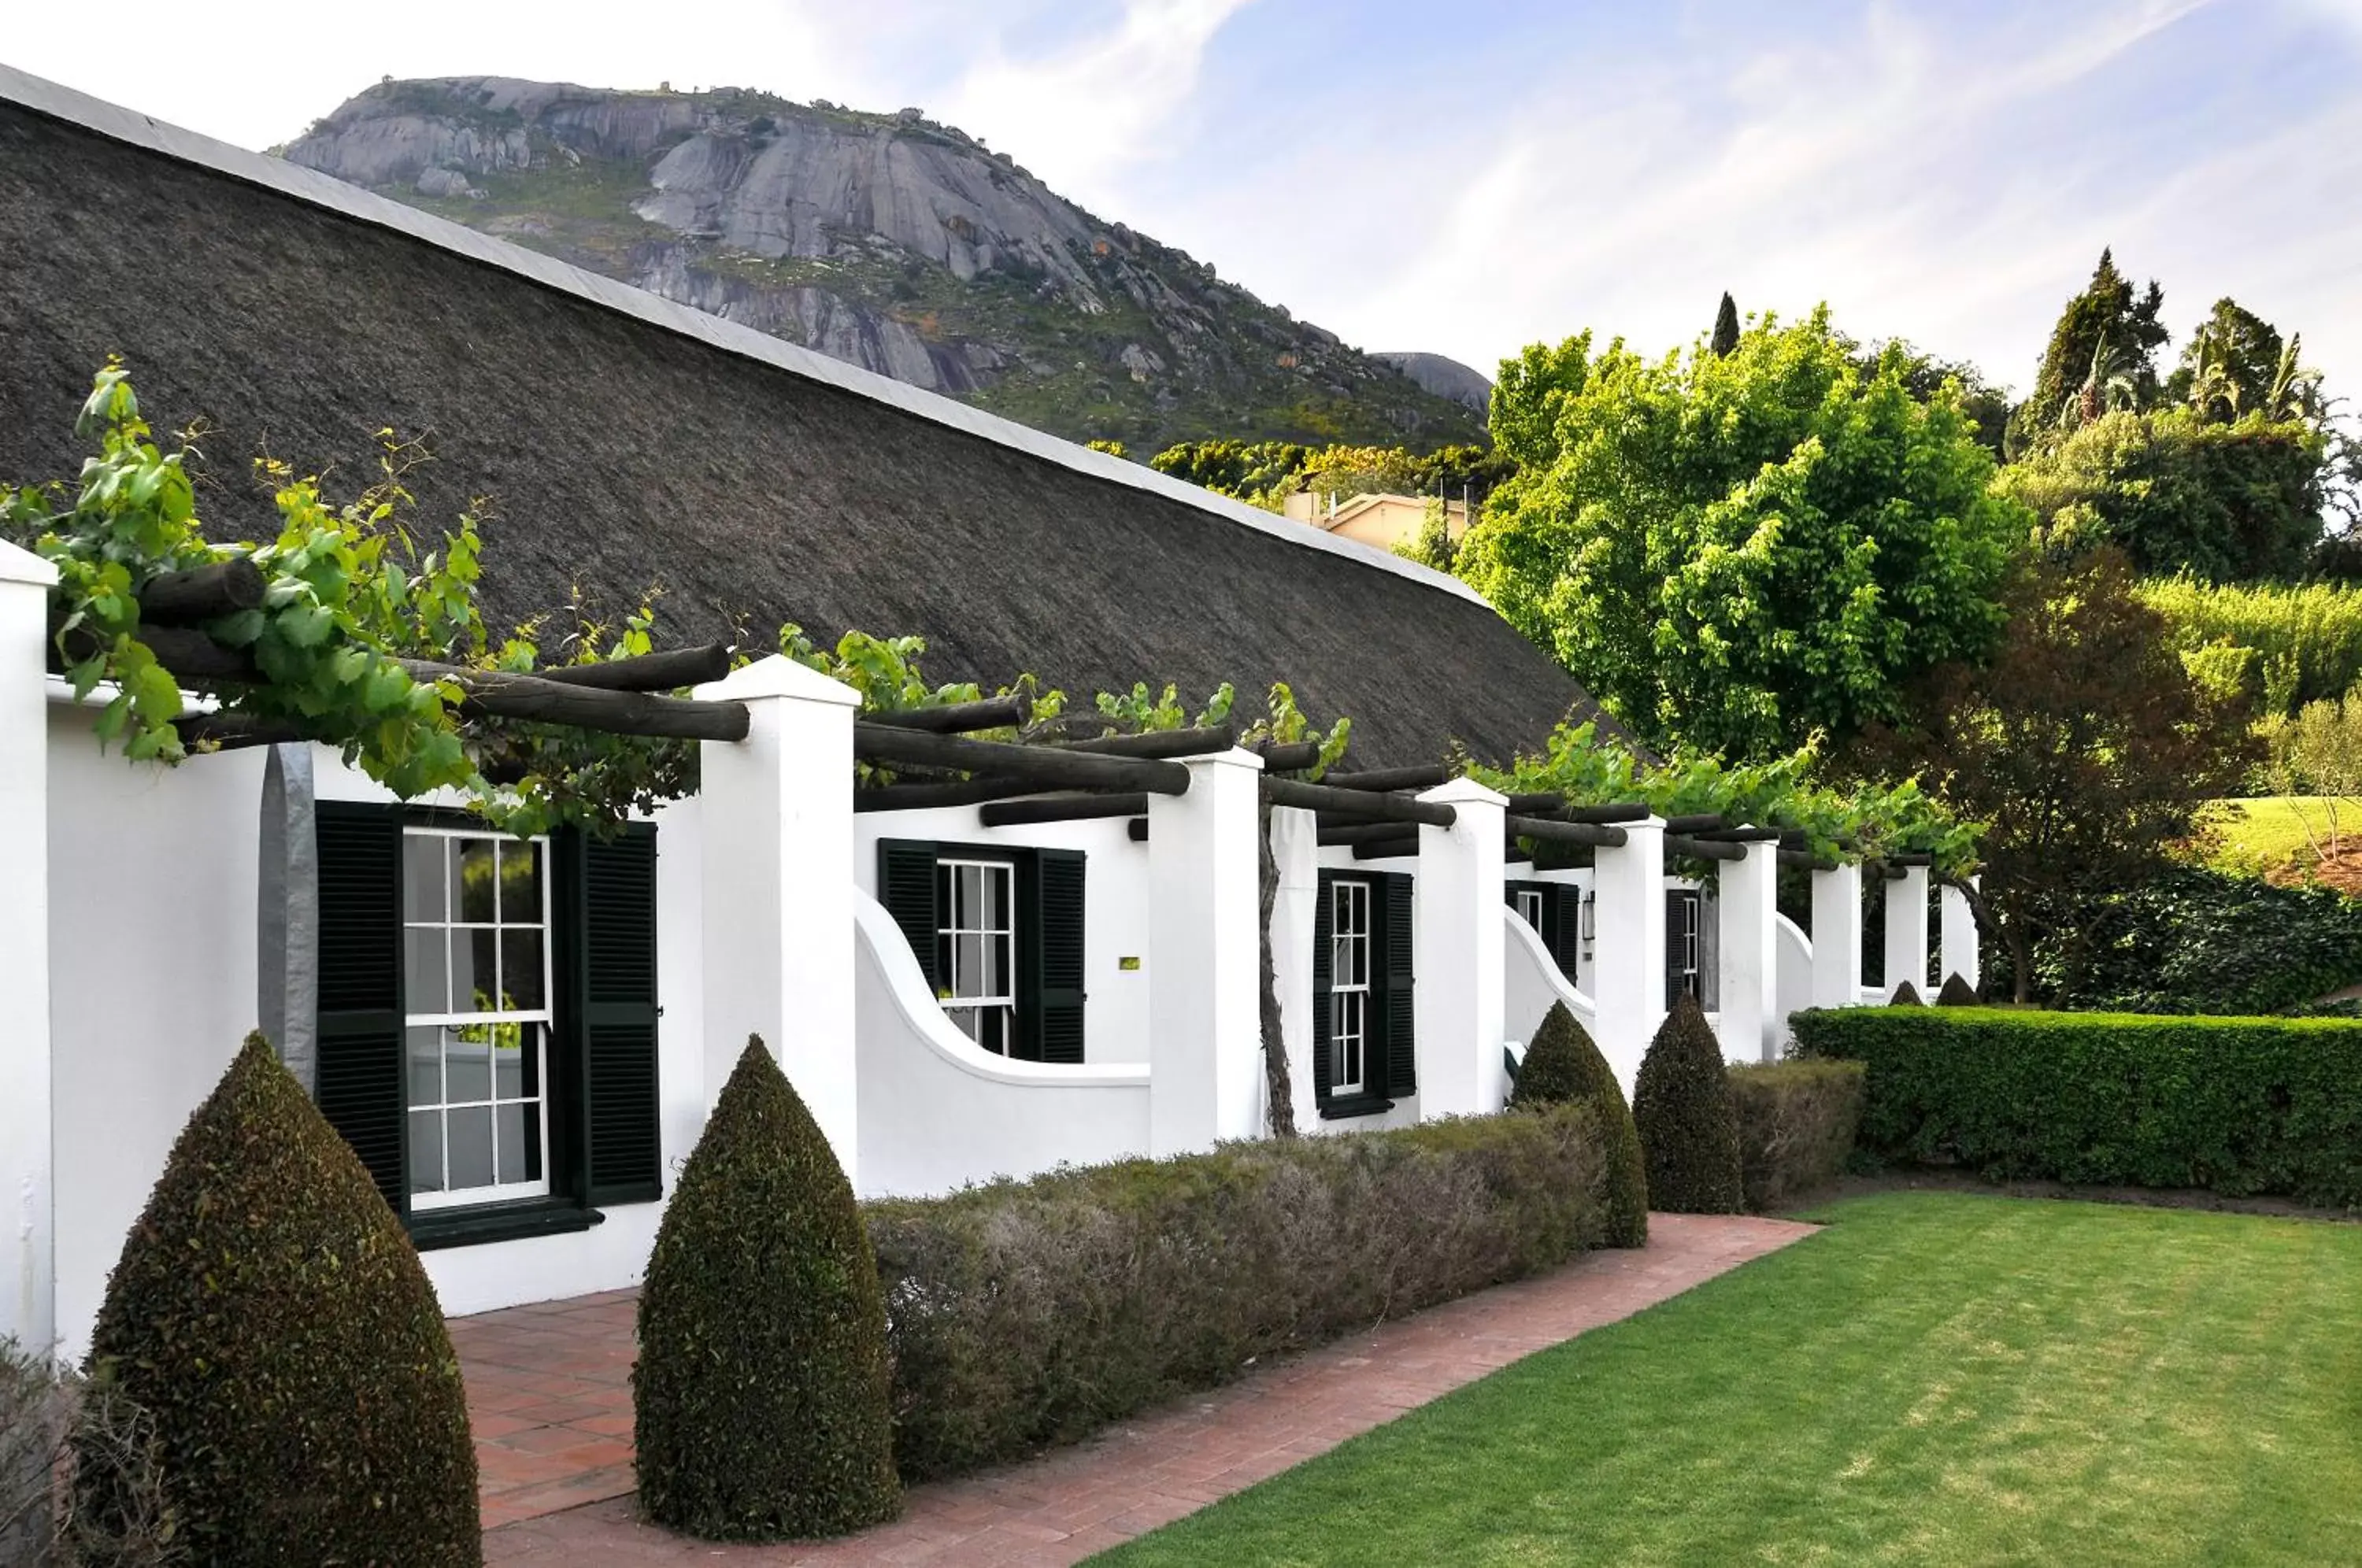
left=0, top=69, right=1619, bottom=768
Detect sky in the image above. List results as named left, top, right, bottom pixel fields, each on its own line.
left=7, top=0, right=2358, bottom=400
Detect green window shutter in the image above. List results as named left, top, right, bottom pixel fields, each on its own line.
left=877, top=839, right=941, bottom=989
left=564, top=824, right=663, bottom=1206
left=1379, top=871, right=1417, bottom=1098
left=1021, top=849, right=1087, bottom=1063
left=313, top=802, right=406, bottom=1214
left=1551, top=886, right=1585, bottom=982
left=1311, top=872, right=1335, bottom=1105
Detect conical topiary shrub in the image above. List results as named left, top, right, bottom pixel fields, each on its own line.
left=635, top=1037, right=898, bottom=1540
left=1631, top=994, right=1745, bottom=1214
left=1936, top=972, right=1980, bottom=1006
left=1890, top=980, right=1925, bottom=1006
left=80, top=1033, right=479, bottom=1564
left=1511, top=1003, right=1648, bottom=1247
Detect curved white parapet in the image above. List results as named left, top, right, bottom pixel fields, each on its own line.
left=1775, top=913, right=1814, bottom=1055
left=1501, top=906, right=1629, bottom=1096
left=852, top=889, right=1150, bottom=1198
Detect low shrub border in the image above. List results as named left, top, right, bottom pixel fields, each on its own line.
left=1727, top=1061, right=1865, bottom=1211
left=1791, top=1006, right=2362, bottom=1207
left=865, top=1105, right=1609, bottom=1481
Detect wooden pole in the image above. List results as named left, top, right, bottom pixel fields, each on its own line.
left=1663, top=833, right=1746, bottom=863
left=401, top=660, right=750, bottom=741
left=1662, top=812, right=1727, bottom=834
left=1317, top=820, right=1429, bottom=847
left=978, top=793, right=1151, bottom=827
left=1777, top=849, right=1840, bottom=871
left=853, top=775, right=1035, bottom=812
left=1503, top=814, right=1630, bottom=849
left=1054, top=724, right=1236, bottom=760
left=1318, top=764, right=1456, bottom=793
left=530, top=643, right=731, bottom=692
left=1262, top=775, right=1455, bottom=827
left=865, top=695, right=1030, bottom=734
left=1254, top=740, right=1324, bottom=773
left=853, top=722, right=1191, bottom=794
left=136, top=558, right=266, bottom=623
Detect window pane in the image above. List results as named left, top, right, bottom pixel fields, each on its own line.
left=957, top=864, right=983, bottom=928
left=493, top=1024, right=527, bottom=1100
left=405, top=929, right=448, bottom=1015
left=407, top=1109, right=443, bottom=1194
left=498, top=841, right=541, bottom=923
left=978, top=1006, right=1009, bottom=1056
left=985, top=934, right=1009, bottom=998
left=403, top=836, right=444, bottom=923
left=455, top=929, right=497, bottom=1012
left=495, top=1102, right=541, bottom=1185
left=501, top=928, right=545, bottom=1011
left=406, top=1026, right=442, bottom=1108
left=457, top=838, right=498, bottom=923
left=446, top=1028, right=491, bottom=1104
left=953, top=934, right=984, bottom=1000
left=986, top=867, right=1010, bottom=928
left=447, top=1105, right=494, bottom=1190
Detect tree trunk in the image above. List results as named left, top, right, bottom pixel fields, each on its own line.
left=1257, top=794, right=1296, bottom=1138
left=2001, top=893, right=2036, bottom=1005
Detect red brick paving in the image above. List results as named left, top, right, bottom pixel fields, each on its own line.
left=468, top=1212, right=1812, bottom=1564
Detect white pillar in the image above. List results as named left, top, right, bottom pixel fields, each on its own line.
left=1147, top=749, right=1265, bottom=1156
left=1717, top=838, right=1779, bottom=1063
left=1414, top=778, right=1509, bottom=1117
left=1268, top=804, right=1320, bottom=1135
left=1590, top=815, right=1665, bottom=1098
left=1940, top=876, right=1981, bottom=994
left=1810, top=864, right=1863, bottom=1010
left=1884, top=865, right=1931, bottom=1000
left=694, top=656, right=861, bottom=1175
left=0, top=541, right=56, bottom=1352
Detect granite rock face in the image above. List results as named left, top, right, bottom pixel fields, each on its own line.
left=282, top=78, right=1484, bottom=451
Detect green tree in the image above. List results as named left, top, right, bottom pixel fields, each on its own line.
left=1710, top=292, right=1741, bottom=358
left=1849, top=548, right=2259, bottom=1001
left=1511, top=1002, right=1649, bottom=1246
left=1631, top=995, right=1744, bottom=1214
left=1461, top=309, right=2023, bottom=756
left=2167, top=298, right=2285, bottom=421
left=2010, top=248, right=2169, bottom=453
left=1995, top=408, right=2327, bottom=581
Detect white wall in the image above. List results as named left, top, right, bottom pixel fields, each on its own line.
left=44, top=711, right=706, bottom=1348
left=853, top=808, right=1153, bottom=1063
left=853, top=892, right=1149, bottom=1196
left=1774, top=914, right=1813, bottom=1055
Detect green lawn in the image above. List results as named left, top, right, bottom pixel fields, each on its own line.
left=2201, top=796, right=2345, bottom=875
left=1094, top=1194, right=2362, bottom=1567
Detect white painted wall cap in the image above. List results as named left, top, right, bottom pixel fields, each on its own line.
left=696, top=653, right=861, bottom=707
left=0, top=538, right=60, bottom=587
left=1417, top=776, right=1508, bottom=807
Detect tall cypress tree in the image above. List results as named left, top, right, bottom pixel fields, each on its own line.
left=1710, top=292, right=1741, bottom=357
left=2012, top=248, right=2168, bottom=452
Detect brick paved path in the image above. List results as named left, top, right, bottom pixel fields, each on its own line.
left=472, top=1212, right=1812, bottom=1563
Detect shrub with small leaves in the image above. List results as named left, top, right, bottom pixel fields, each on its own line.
left=1936, top=973, right=1980, bottom=1006
left=1727, top=1060, right=1866, bottom=1211
left=80, top=1034, right=477, bottom=1565
left=1890, top=981, right=1924, bottom=1006
left=1511, top=1003, right=1647, bottom=1246
left=635, top=1038, right=898, bottom=1540
left=1632, top=993, right=1745, bottom=1213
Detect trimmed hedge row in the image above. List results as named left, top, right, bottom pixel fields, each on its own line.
left=1727, top=1061, right=1865, bottom=1211
left=866, top=1106, right=1610, bottom=1480
left=1791, top=1006, right=2362, bottom=1207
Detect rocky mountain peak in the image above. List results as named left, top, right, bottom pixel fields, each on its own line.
left=280, top=78, right=1485, bottom=453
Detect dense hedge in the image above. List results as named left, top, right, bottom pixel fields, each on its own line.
left=636, top=1038, right=898, bottom=1540
left=867, top=1106, right=1609, bottom=1480
left=1632, top=995, right=1744, bottom=1213
left=1727, top=1061, right=1866, bottom=1211
left=1510, top=1002, right=1649, bottom=1245
left=83, top=1034, right=478, bottom=1565
left=1791, top=1007, right=2362, bottom=1207
left=2043, top=868, right=2362, bottom=1015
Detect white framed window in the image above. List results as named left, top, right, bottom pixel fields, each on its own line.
left=1671, top=889, right=1701, bottom=1002
left=938, top=857, right=1016, bottom=1056
left=1514, top=888, right=1545, bottom=931
left=1330, top=878, right=1372, bottom=1095
left=402, top=827, right=552, bottom=1210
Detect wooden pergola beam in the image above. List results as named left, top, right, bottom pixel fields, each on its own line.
left=866, top=695, right=1031, bottom=734
left=1253, top=740, right=1324, bottom=773
left=1054, top=723, right=1236, bottom=760
left=1504, top=814, right=1630, bottom=849
left=854, top=722, right=1190, bottom=795
left=399, top=660, right=750, bottom=741
left=137, top=558, right=266, bottom=623
left=1664, top=832, right=1746, bottom=863
left=1262, top=775, right=1455, bottom=827
left=978, top=793, right=1151, bottom=827
left=1318, top=763, right=1456, bottom=793
left=529, top=642, right=731, bottom=693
